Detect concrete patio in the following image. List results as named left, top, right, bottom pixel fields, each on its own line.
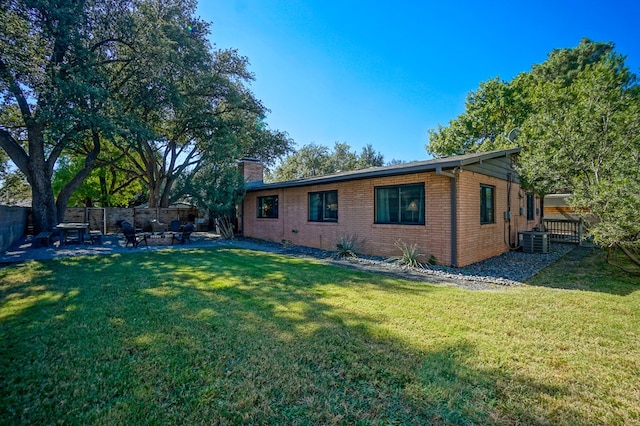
left=0, top=231, right=225, bottom=265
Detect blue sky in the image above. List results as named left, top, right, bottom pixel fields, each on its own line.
left=197, top=1, right=640, bottom=163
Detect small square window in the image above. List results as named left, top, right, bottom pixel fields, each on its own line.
left=309, top=190, right=338, bottom=222
left=257, top=195, right=278, bottom=218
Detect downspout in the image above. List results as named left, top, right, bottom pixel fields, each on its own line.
left=437, top=166, right=458, bottom=267
left=507, top=172, right=512, bottom=247
left=450, top=174, right=458, bottom=267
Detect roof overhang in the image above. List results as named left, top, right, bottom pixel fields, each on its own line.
left=247, top=147, right=521, bottom=191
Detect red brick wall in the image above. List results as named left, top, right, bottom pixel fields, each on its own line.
left=242, top=171, right=540, bottom=267
left=243, top=172, right=453, bottom=265
left=455, top=171, right=539, bottom=266
left=239, top=159, right=264, bottom=184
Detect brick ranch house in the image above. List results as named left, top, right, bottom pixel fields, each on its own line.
left=238, top=147, right=542, bottom=267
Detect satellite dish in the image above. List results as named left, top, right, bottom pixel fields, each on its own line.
left=507, top=128, right=521, bottom=142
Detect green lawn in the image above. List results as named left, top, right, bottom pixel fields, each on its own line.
left=1, top=246, right=638, bottom=425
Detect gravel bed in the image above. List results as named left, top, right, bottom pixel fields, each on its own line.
left=239, top=239, right=576, bottom=288
left=428, top=245, right=576, bottom=285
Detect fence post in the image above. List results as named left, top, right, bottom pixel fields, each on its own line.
left=578, top=220, right=583, bottom=245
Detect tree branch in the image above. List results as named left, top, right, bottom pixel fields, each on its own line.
left=0, top=57, right=33, bottom=123
left=0, top=129, right=29, bottom=173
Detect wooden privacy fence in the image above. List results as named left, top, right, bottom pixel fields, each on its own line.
left=63, top=207, right=200, bottom=234
left=542, top=218, right=583, bottom=245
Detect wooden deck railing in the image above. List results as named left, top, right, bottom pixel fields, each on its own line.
left=542, top=219, right=583, bottom=245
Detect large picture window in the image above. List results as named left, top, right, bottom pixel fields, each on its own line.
left=480, top=185, right=495, bottom=224
left=257, top=195, right=278, bottom=218
left=375, top=183, right=425, bottom=225
left=309, top=190, right=338, bottom=222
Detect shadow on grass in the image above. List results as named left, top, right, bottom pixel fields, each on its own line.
left=527, top=245, right=639, bottom=296
left=0, top=247, right=604, bottom=424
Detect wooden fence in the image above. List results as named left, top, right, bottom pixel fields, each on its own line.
left=63, top=207, right=201, bottom=234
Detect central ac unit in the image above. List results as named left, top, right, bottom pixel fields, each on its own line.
left=519, top=231, right=550, bottom=254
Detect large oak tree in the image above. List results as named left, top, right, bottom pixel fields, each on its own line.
left=1, top=0, right=292, bottom=231
left=0, top=0, right=136, bottom=232
left=99, top=0, right=291, bottom=208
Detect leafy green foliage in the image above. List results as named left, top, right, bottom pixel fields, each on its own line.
left=52, top=155, right=142, bottom=207
left=427, top=76, right=529, bottom=156
left=0, top=168, right=30, bottom=205
left=173, top=158, right=246, bottom=216
left=267, top=142, right=384, bottom=182
left=1, top=0, right=292, bottom=232
left=111, top=2, right=292, bottom=207
left=426, top=39, right=617, bottom=158
left=529, top=38, right=614, bottom=86
left=425, top=38, right=640, bottom=268
left=519, top=56, right=640, bottom=267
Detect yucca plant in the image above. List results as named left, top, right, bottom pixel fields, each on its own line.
left=335, top=234, right=359, bottom=258
left=392, top=239, right=426, bottom=268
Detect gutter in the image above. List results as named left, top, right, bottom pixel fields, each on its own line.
left=248, top=147, right=521, bottom=192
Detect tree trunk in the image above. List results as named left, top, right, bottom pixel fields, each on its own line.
left=55, top=131, right=101, bottom=220
left=99, top=173, right=109, bottom=207
left=145, top=169, right=160, bottom=208
left=147, top=187, right=159, bottom=208
left=28, top=167, right=58, bottom=233
left=159, top=176, right=174, bottom=208
left=617, top=243, right=640, bottom=270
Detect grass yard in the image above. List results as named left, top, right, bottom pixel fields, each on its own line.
left=1, top=246, right=639, bottom=425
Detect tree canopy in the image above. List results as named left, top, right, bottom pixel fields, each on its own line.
left=426, top=39, right=615, bottom=157
left=425, top=39, right=640, bottom=270
left=0, top=0, right=291, bottom=231
left=0, top=0, right=131, bottom=231
left=267, top=142, right=385, bottom=182
left=519, top=56, right=640, bottom=269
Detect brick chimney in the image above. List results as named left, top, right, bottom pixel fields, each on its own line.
left=238, top=158, right=264, bottom=186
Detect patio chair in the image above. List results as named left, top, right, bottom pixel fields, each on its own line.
left=123, top=225, right=147, bottom=248
left=172, top=223, right=194, bottom=245
left=169, top=220, right=181, bottom=232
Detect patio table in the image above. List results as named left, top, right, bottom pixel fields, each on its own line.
left=55, top=222, right=89, bottom=246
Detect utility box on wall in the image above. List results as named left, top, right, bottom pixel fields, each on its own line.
left=519, top=231, right=550, bottom=254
